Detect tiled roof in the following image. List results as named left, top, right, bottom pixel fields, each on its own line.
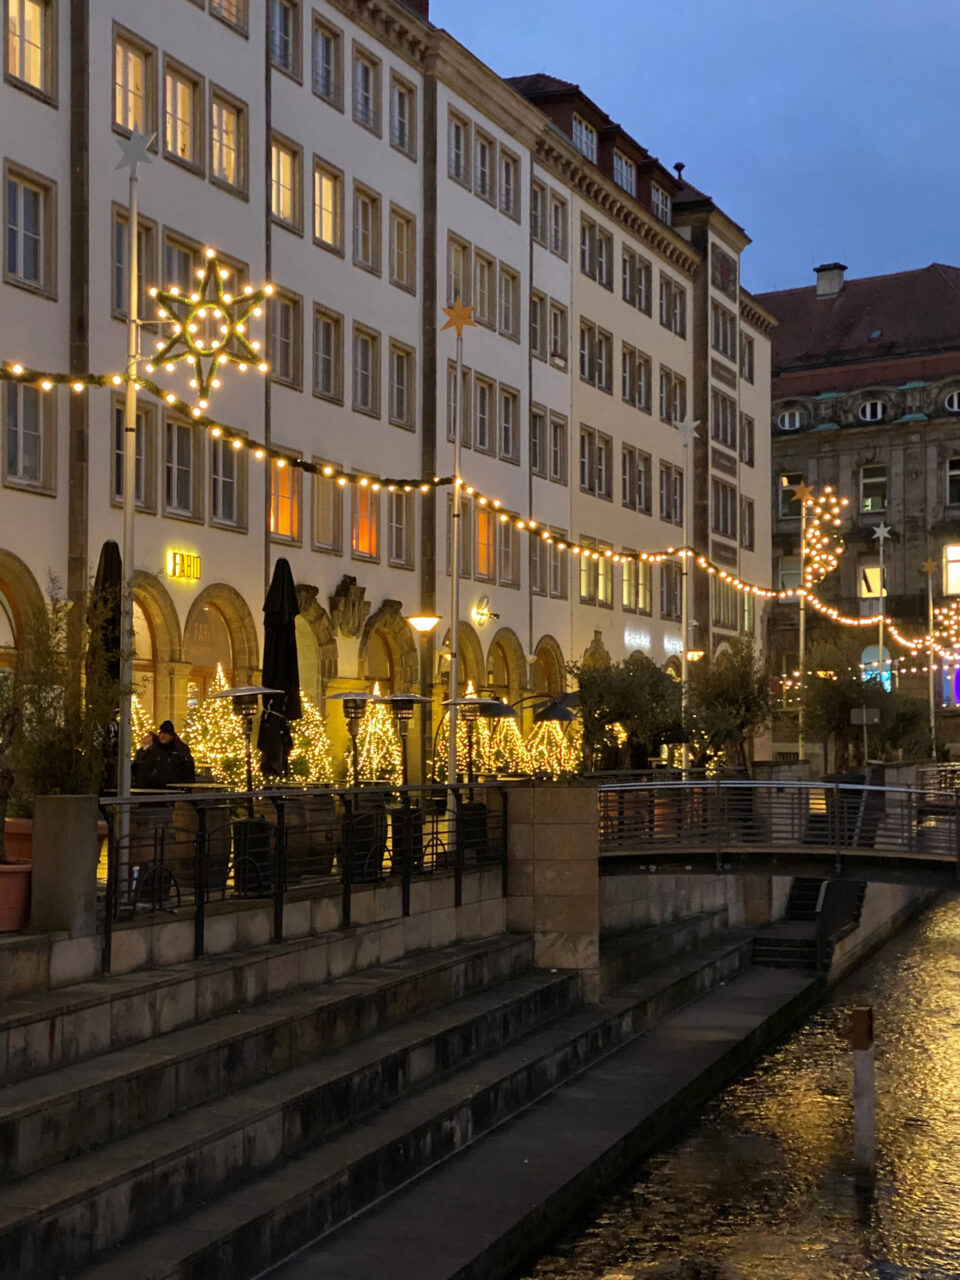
left=757, top=264, right=960, bottom=374
left=506, top=73, right=578, bottom=98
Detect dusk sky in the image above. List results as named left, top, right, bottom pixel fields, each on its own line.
left=432, top=0, right=956, bottom=296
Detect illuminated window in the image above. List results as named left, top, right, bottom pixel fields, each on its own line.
left=860, top=463, right=887, bottom=512
left=8, top=0, right=53, bottom=96
left=313, top=163, right=341, bottom=249
left=211, top=93, right=244, bottom=191
left=475, top=505, right=495, bottom=581
left=580, top=537, right=598, bottom=604
left=269, top=457, right=299, bottom=540
left=114, top=33, right=150, bottom=132
left=779, top=472, right=803, bottom=518
left=944, top=545, right=960, bottom=596
left=212, top=0, right=247, bottom=30
left=270, top=136, right=299, bottom=227
left=597, top=544, right=613, bottom=607
left=858, top=558, right=885, bottom=616
left=352, top=483, right=379, bottom=559
left=164, top=64, right=201, bottom=167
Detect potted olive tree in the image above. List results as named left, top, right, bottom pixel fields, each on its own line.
left=0, top=585, right=122, bottom=930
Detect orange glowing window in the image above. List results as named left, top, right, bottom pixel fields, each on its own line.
left=269, top=458, right=298, bottom=539
left=475, top=506, right=495, bottom=581
left=352, top=484, right=379, bottom=558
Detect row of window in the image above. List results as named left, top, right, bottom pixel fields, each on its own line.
left=446, top=498, right=522, bottom=588
left=779, top=390, right=960, bottom=433
left=573, top=550, right=752, bottom=632
left=711, top=390, right=757, bottom=465
left=446, top=237, right=519, bottom=338
left=710, top=301, right=755, bottom=382
left=579, top=219, right=687, bottom=338
left=569, top=113, right=672, bottom=226
left=444, top=365, right=521, bottom=464
left=447, top=111, right=521, bottom=221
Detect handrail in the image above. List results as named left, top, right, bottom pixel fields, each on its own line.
left=596, top=778, right=942, bottom=799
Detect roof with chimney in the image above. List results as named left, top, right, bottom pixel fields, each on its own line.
left=757, top=264, right=960, bottom=393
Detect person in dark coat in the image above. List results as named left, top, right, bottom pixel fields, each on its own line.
left=132, top=721, right=196, bottom=789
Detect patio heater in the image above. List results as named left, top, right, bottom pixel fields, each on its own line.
left=327, top=691, right=377, bottom=783
left=442, top=696, right=516, bottom=784
left=377, top=694, right=432, bottom=786
left=210, top=684, right=282, bottom=796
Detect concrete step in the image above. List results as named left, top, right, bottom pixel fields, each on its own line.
left=0, top=935, right=535, bottom=1182
left=0, top=930, right=531, bottom=1087
left=599, top=908, right=730, bottom=993
left=68, top=934, right=753, bottom=1280
left=0, top=967, right=580, bottom=1278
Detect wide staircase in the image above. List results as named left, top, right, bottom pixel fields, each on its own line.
left=751, top=877, right=868, bottom=971
left=0, top=923, right=758, bottom=1280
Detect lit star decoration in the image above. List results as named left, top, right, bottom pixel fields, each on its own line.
left=441, top=298, right=477, bottom=337
left=115, top=127, right=156, bottom=174
left=872, top=521, right=892, bottom=544
left=147, top=248, right=270, bottom=414
left=922, top=559, right=939, bottom=575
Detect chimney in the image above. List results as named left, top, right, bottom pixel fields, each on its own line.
left=401, top=0, right=430, bottom=17
left=814, top=262, right=847, bottom=299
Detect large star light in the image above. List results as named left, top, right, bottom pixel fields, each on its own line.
left=146, top=248, right=271, bottom=412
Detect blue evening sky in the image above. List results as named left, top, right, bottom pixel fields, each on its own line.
left=431, top=0, right=956, bottom=295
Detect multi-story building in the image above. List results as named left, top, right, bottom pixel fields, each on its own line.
left=760, top=261, right=960, bottom=756
left=0, top=0, right=771, bottom=776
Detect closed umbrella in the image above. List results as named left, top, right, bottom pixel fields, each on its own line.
left=257, top=558, right=302, bottom=776
left=88, top=540, right=122, bottom=791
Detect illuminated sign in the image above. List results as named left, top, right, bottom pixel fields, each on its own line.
left=663, top=635, right=683, bottom=654
left=624, top=628, right=651, bottom=651
left=166, top=549, right=202, bottom=582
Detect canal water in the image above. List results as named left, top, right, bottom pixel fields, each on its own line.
left=522, top=894, right=960, bottom=1280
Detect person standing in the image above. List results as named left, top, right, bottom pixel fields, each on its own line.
left=132, top=720, right=196, bottom=789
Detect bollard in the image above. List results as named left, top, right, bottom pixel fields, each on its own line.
left=851, top=1005, right=876, bottom=1187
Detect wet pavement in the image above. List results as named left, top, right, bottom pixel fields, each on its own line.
left=523, top=895, right=960, bottom=1280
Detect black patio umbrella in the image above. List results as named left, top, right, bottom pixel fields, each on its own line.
left=257, top=557, right=302, bottom=777
left=87, top=540, right=122, bottom=791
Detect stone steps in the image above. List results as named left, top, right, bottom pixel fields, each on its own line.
left=598, top=908, right=732, bottom=992
left=66, top=933, right=752, bottom=1280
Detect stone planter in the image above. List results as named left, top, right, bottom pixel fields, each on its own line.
left=3, top=817, right=33, bottom=863
left=0, top=862, right=31, bottom=932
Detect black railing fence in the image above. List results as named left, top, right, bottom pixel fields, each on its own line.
left=99, top=784, right=507, bottom=973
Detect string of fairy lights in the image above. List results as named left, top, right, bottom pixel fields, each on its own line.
left=4, top=249, right=960, bottom=666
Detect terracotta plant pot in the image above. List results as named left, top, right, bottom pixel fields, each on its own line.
left=0, top=862, right=31, bottom=932
left=3, top=817, right=33, bottom=863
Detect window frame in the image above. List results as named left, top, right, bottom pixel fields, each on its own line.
left=209, top=84, right=248, bottom=197
left=474, top=251, right=496, bottom=329
left=4, top=0, right=57, bottom=104
left=313, top=157, right=344, bottom=253
left=389, top=71, right=416, bottom=158
left=531, top=180, right=546, bottom=246
left=3, top=378, right=55, bottom=493
left=210, top=433, right=247, bottom=531
left=162, top=55, right=205, bottom=175
left=269, top=0, right=301, bottom=81
left=110, top=203, right=157, bottom=322
left=710, top=300, right=737, bottom=360
left=312, top=304, right=343, bottom=403
left=549, top=415, right=567, bottom=485
left=613, top=149, right=636, bottom=195
left=3, top=160, right=56, bottom=298
left=387, top=487, right=415, bottom=569
left=352, top=42, right=381, bottom=134
left=163, top=416, right=201, bottom=520
left=739, top=331, right=755, bottom=383
left=269, top=453, right=301, bottom=543
left=352, top=181, right=381, bottom=274
left=268, top=289, right=303, bottom=391
left=529, top=288, right=546, bottom=356
left=948, top=457, right=960, bottom=507
left=548, top=193, right=567, bottom=259
left=312, top=13, right=343, bottom=109
left=860, top=462, right=888, bottom=513
left=388, top=340, right=415, bottom=430
left=352, top=324, right=381, bottom=418
left=270, top=131, right=303, bottom=234
left=389, top=204, right=416, bottom=292
left=739, top=413, right=755, bottom=466
left=447, top=110, right=470, bottom=187
left=110, top=396, right=155, bottom=512
left=498, top=264, right=519, bottom=340
left=311, top=458, right=343, bottom=553
left=210, top=0, right=248, bottom=35
left=474, top=130, right=495, bottom=204
left=498, top=147, right=520, bottom=220
left=351, top=479, right=380, bottom=561
left=112, top=24, right=157, bottom=140
left=530, top=405, right=546, bottom=478
left=498, top=385, right=520, bottom=463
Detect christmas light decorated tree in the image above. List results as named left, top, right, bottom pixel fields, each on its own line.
left=348, top=683, right=403, bottom=785
left=182, top=663, right=258, bottom=789
left=486, top=717, right=530, bottom=775
left=525, top=717, right=583, bottom=779
left=287, top=694, right=336, bottom=785
left=130, top=692, right=153, bottom=756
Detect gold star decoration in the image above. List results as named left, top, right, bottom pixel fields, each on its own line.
left=791, top=481, right=814, bottom=503
left=146, top=249, right=270, bottom=412
left=922, top=559, right=938, bottom=575
left=441, top=298, right=477, bottom=337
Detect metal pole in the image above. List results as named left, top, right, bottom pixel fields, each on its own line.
left=928, top=569, right=937, bottom=757
left=680, top=434, right=691, bottom=776
left=447, top=331, right=464, bottom=787
left=852, top=1006, right=876, bottom=1188
left=798, top=497, right=807, bottom=762
left=118, top=162, right=140, bottom=803
left=877, top=533, right=885, bottom=690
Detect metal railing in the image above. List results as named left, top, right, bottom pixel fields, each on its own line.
left=598, top=778, right=960, bottom=875
left=98, top=783, right=508, bottom=973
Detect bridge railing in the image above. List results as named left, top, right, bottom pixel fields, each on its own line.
left=597, top=778, right=960, bottom=871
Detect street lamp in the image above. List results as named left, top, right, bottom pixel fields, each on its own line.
left=328, top=690, right=378, bottom=784
left=405, top=614, right=440, bottom=782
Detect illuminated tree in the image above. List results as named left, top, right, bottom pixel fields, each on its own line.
left=130, top=693, right=153, bottom=756
left=183, top=663, right=257, bottom=789
left=525, top=718, right=582, bottom=778
left=349, top=683, right=403, bottom=785
left=287, top=694, right=335, bottom=785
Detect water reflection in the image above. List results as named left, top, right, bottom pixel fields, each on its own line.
left=524, top=895, right=960, bottom=1280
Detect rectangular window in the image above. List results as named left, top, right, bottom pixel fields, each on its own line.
left=353, top=48, right=379, bottom=131
left=475, top=505, right=496, bottom=581
left=740, top=332, right=755, bottom=383
left=672, top=374, right=687, bottom=422
left=739, top=413, right=755, bottom=466
left=711, top=301, right=737, bottom=360
left=314, top=162, right=342, bottom=249
left=597, top=229, right=613, bottom=289
left=651, top=182, right=672, bottom=225
left=530, top=537, right=546, bottom=596
left=659, top=275, right=686, bottom=336
left=270, top=457, right=299, bottom=540
left=388, top=489, right=413, bottom=567
left=638, top=560, right=652, bottom=615
left=531, top=181, right=546, bottom=245
left=613, top=150, right=636, bottom=195
left=352, top=327, right=379, bottom=415
left=549, top=194, right=567, bottom=257
left=211, top=0, right=247, bottom=30
left=498, top=519, right=518, bottom=587
left=352, top=483, right=379, bottom=559
left=621, top=556, right=638, bottom=612
left=5, top=170, right=46, bottom=289
left=549, top=416, right=567, bottom=484
left=711, top=477, right=737, bottom=539
left=711, top=389, right=737, bottom=450
left=711, top=579, right=740, bottom=630
left=474, top=377, right=492, bottom=452
left=943, top=545, right=960, bottom=596
left=530, top=408, right=546, bottom=478
left=779, top=472, right=803, bottom=518
left=164, top=419, right=194, bottom=515
left=579, top=321, right=595, bottom=384
left=660, top=562, right=682, bottom=620
left=211, top=92, right=245, bottom=191
left=622, top=343, right=637, bottom=407
left=499, top=150, right=519, bottom=217
left=572, top=113, right=597, bottom=162
left=112, top=404, right=146, bottom=504
left=949, top=459, right=960, bottom=506
left=114, top=33, right=151, bottom=133
left=164, top=62, right=201, bottom=168
left=476, top=250, right=496, bottom=327
left=313, top=464, right=342, bottom=552
left=7, top=0, right=54, bottom=97
left=211, top=437, right=238, bottom=525
left=596, top=434, right=612, bottom=500
left=637, top=452, right=651, bottom=513
left=446, top=363, right=471, bottom=445
left=579, top=216, right=596, bottom=279
left=549, top=302, right=567, bottom=362
left=312, top=307, right=342, bottom=400
left=660, top=464, right=682, bottom=524
left=269, top=293, right=300, bottom=388
left=596, top=331, right=613, bottom=393
left=621, top=445, right=637, bottom=509
left=861, top=463, right=887, bottom=513
left=446, top=495, right=472, bottom=577
left=390, top=207, right=415, bottom=290
left=549, top=539, right=567, bottom=599
left=111, top=210, right=155, bottom=320
left=580, top=537, right=598, bottom=604
left=740, top=497, right=755, bottom=550
left=447, top=235, right=469, bottom=306
left=474, top=132, right=493, bottom=201
left=598, top=544, right=613, bottom=608
left=270, top=136, right=300, bottom=228
left=390, top=76, right=415, bottom=155
left=499, top=387, right=518, bottom=461
left=269, top=0, right=297, bottom=74
left=448, top=112, right=469, bottom=184
left=529, top=289, right=546, bottom=356
left=636, top=352, right=651, bottom=412
left=312, top=19, right=341, bottom=105
left=579, top=428, right=594, bottom=493
left=498, top=265, right=518, bottom=338
left=389, top=343, right=414, bottom=428
left=353, top=185, right=380, bottom=272
left=659, top=367, right=674, bottom=423
left=5, top=383, right=42, bottom=484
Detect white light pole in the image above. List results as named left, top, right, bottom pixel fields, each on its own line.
left=677, top=418, right=700, bottom=774
left=787, top=479, right=814, bottom=762
left=923, top=558, right=937, bottom=757
left=872, top=521, right=892, bottom=689
left=115, top=128, right=155, bottom=801
left=441, top=300, right=476, bottom=786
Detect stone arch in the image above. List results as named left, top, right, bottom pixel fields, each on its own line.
left=485, top=626, right=527, bottom=702
left=713, top=640, right=733, bottom=662
left=0, top=550, right=45, bottom=658
left=440, top=621, right=484, bottom=694
left=184, top=582, right=259, bottom=682
left=295, top=584, right=339, bottom=701
left=133, top=571, right=182, bottom=665
left=664, top=656, right=682, bottom=680
left=530, top=634, right=566, bottom=699
left=358, top=599, right=418, bottom=692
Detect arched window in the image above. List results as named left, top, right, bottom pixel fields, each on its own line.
left=860, top=644, right=891, bottom=693
left=295, top=615, right=323, bottom=703
left=364, top=629, right=393, bottom=694
left=132, top=600, right=156, bottom=719
left=777, top=409, right=803, bottom=431
left=184, top=603, right=234, bottom=706
left=945, top=390, right=960, bottom=413
left=0, top=587, right=16, bottom=670
left=859, top=399, right=885, bottom=423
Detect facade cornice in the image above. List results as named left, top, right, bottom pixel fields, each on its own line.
left=429, top=34, right=542, bottom=147
left=740, top=291, right=777, bottom=337
left=535, top=134, right=701, bottom=278
left=672, top=203, right=750, bottom=255
left=327, top=0, right=431, bottom=69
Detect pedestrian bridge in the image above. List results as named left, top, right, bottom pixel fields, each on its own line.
left=598, top=780, right=960, bottom=889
